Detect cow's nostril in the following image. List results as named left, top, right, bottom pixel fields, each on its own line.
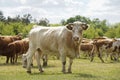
left=73, top=37, right=79, bottom=41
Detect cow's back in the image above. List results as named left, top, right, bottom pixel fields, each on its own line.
left=0, top=36, right=13, bottom=49
left=29, top=27, right=66, bottom=52
left=29, top=26, right=77, bottom=57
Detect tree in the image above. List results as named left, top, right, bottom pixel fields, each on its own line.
left=38, top=18, right=49, bottom=26
left=6, top=15, right=21, bottom=23
left=105, top=22, right=120, bottom=38
left=65, top=15, right=91, bottom=24
left=66, top=17, right=76, bottom=24
left=0, top=11, right=6, bottom=22
left=61, top=19, right=66, bottom=25
left=22, top=14, right=32, bottom=25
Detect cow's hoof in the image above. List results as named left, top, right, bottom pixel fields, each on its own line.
left=62, top=71, right=66, bottom=74
left=23, top=66, right=26, bottom=68
left=67, top=71, right=72, bottom=74
left=39, top=69, right=44, bottom=73
left=27, top=71, right=31, bottom=74
left=31, top=64, right=33, bottom=67
left=43, top=62, right=47, bottom=67
left=40, top=70, right=44, bottom=73
left=101, top=61, right=104, bottom=63
left=63, top=72, right=67, bottom=74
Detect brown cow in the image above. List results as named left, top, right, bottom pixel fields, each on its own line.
left=8, top=38, right=29, bottom=63
left=80, top=39, right=93, bottom=58
left=90, top=37, right=113, bottom=62
left=0, top=35, right=22, bottom=63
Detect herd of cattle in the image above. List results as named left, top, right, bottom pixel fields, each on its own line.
left=0, top=35, right=29, bottom=64
left=0, top=21, right=120, bottom=73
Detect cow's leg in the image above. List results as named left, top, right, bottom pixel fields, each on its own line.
left=10, top=56, right=13, bottom=64
left=62, top=61, right=66, bottom=73
left=90, top=55, right=94, bottom=62
left=30, top=59, right=33, bottom=67
left=6, top=56, right=9, bottom=64
left=117, top=47, right=120, bottom=60
left=59, top=48, right=67, bottom=73
left=110, top=52, right=117, bottom=61
left=12, top=56, right=14, bottom=64
left=68, top=58, right=73, bottom=73
left=43, top=54, right=48, bottom=67
left=110, top=53, right=114, bottom=60
left=105, top=50, right=109, bottom=61
left=15, top=53, right=18, bottom=63
left=90, top=45, right=95, bottom=62
left=61, top=54, right=66, bottom=73
left=35, top=50, right=44, bottom=73
left=114, top=53, right=119, bottom=61
left=10, top=55, right=15, bottom=64
left=12, top=54, right=16, bottom=64
left=118, top=47, right=120, bottom=60
left=98, top=51, right=104, bottom=63
left=116, top=52, right=120, bottom=61
left=27, top=48, right=36, bottom=73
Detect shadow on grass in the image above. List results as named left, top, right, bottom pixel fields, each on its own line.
left=28, top=71, right=98, bottom=79
left=30, top=72, right=63, bottom=75
left=0, top=62, right=22, bottom=66
left=74, top=73, right=98, bottom=78
left=32, top=64, right=56, bottom=69
left=89, top=60, right=120, bottom=64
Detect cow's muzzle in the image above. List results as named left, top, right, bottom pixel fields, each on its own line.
left=73, top=36, right=79, bottom=41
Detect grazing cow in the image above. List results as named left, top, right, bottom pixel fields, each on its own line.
left=25, top=21, right=89, bottom=73
left=8, top=38, right=29, bottom=63
left=0, top=35, right=22, bottom=63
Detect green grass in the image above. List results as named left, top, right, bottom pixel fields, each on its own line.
left=0, top=56, right=120, bottom=80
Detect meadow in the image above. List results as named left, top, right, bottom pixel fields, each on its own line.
left=0, top=56, right=120, bottom=80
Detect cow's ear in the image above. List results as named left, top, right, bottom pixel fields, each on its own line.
left=81, top=23, right=89, bottom=30
left=66, top=23, right=74, bottom=30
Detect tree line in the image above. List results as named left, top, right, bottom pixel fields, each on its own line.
left=0, top=11, right=120, bottom=38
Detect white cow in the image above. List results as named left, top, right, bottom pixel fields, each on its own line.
left=25, top=21, right=89, bottom=73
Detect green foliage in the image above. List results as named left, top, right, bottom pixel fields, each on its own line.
left=60, top=19, right=66, bottom=25
left=38, top=18, right=49, bottom=26
left=22, top=14, right=32, bottom=25
left=0, top=11, right=6, bottom=22
left=104, top=23, right=120, bottom=38
left=0, top=21, right=33, bottom=37
left=50, top=23, right=62, bottom=27
left=65, top=15, right=91, bottom=24
left=0, top=10, right=120, bottom=38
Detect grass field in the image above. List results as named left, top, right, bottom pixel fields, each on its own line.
left=0, top=56, right=120, bottom=80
